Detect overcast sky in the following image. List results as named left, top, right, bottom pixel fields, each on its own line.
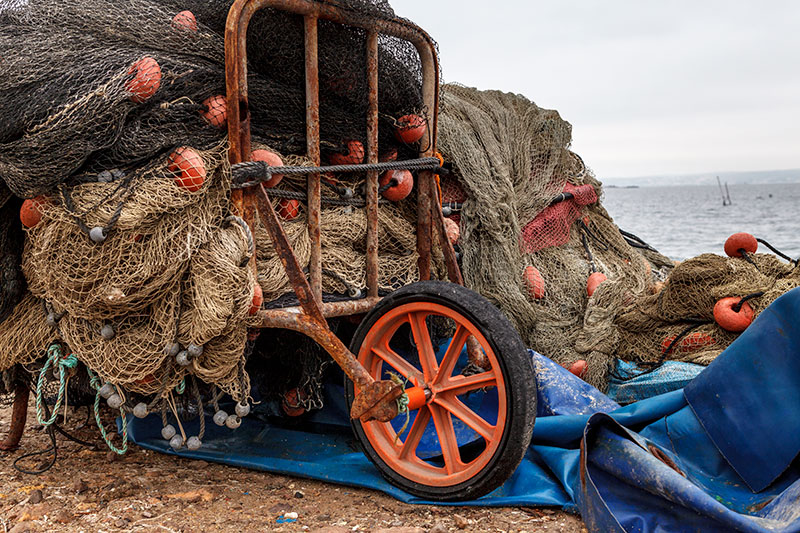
left=398, top=1, right=800, bottom=179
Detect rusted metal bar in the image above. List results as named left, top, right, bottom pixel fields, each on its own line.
left=259, top=297, right=381, bottom=323
left=0, top=384, right=29, bottom=451
left=305, top=15, right=323, bottom=305
left=431, top=180, right=463, bottom=285
left=365, top=30, right=380, bottom=298
left=416, top=170, right=433, bottom=281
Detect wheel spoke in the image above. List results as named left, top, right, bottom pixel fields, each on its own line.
left=398, top=405, right=431, bottom=460
left=408, top=311, right=437, bottom=381
left=434, top=396, right=495, bottom=442
left=433, top=325, right=470, bottom=386
left=429, top=404, right=465, bottom=475
left=438, top=371, right=497, bottom=396
left=371, top=343, right=423, bottom=384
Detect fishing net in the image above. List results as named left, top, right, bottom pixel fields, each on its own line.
left=437, top=84, right=799, bottom=390
left=0, top=0, right=435, bottom=450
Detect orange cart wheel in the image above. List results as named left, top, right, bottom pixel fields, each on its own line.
left=345, top=281, right=536, bottom=501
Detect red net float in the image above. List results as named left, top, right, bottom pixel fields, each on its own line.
left=568, top=360, right=588, bottom=379
left=329, top=140, right=364, bottom=165
left=714, top=297, right=754, bottom=332
left=661, top=332, right=716, bottom=354
left=379, top=169, right=413, bottom=201
left=443, top=217, right=460, bottom=245
left=125, top=57, right=161, bottom=103
left=168, top=146, right=206, bottom=192
left=277, top=199, right=300, bottom=220
left=523, top=266, right=545, bottom=299
left=249, top=284, right=263, bottom=315
left=171, top=10, right=198, bottom=32
left=282, top=388, right=308, bottom=417
left=724, top=232, right=758, bottom=258
left=587, top=272, right=607, bottom=297
left=200, top=95, right=226, bottom=129
left=394, top=114, right=426, bottom=144
left=20, top=196, right=47, bottom=228
left=251, top=149, right=284, bottom=188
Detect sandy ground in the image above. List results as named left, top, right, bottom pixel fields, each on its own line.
left=0, top=405, right=586, bottom=533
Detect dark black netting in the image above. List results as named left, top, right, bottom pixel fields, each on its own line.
left=0, top=0, right=427, bottom=198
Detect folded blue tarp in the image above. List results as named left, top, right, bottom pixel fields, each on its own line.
left=128, top=288, right=800, bottom=532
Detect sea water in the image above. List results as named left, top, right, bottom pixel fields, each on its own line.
left=601, top=182, right=800, bottom=261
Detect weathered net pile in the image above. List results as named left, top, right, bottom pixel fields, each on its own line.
left=0, top=0, right=431, bottom=449
left=437, top=85, right=798, bottom=390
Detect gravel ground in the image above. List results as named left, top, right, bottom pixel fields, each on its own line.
left=0, top=405, right=586, bottom=533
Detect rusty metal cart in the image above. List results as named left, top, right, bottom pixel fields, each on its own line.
left=224, top=0, right=536, bottom=500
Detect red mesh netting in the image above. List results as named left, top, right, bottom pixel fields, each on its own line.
left=520, top=183, right=597, bottom=253
left=440, top=174, right=466, bottom=225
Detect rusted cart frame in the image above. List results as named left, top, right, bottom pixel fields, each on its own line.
left=224, top=0, right=462, bottom=421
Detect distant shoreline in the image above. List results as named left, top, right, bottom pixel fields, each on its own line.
left=602, top=169, right=800, bottom=188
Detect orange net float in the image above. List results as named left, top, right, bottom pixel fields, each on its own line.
left=125, top=57, right=161, bottom=103
left=713, top=297, right=754, bottom=332
left=587, top=272, right=607, bottom=297
left=249, top=284, right=263, bottom=315
left=394, top=114, right=426, bottom=144
left=167, top=146, right=206, bottom=192
left=661, top=332, right=716, bottom=354
left=443, top=217, right=460, bottom=245
left=200, top=95, right=227, bottom=129
left=329, top=140, right=364, bottom=165
left=523, top=265, right=545, bottom=299
left=171, top=10, right=198, bottom=32
left=20, top=196, right=48, bottom=228
left=568, top=360, right=588, bottom=379
left=277, top=198, right=300, bottom=220
left=251, top=149, right=284, bottom=188
left=724, top=232, right=758, bottom=258
left=282, top=388, right=308, bottom=417
left=379, top=169, right=413, bottom=201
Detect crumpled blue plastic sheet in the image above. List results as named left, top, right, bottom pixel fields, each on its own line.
left=606, top=359, right=705, bottom=405
left=127, top=288, right=800, bottom=532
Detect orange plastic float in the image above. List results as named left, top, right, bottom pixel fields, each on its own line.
left=394, top=114, right=426, bottom=144
left=568, top=360, right=588, bottom=378
left=251, top=149, right=284, bottom=187
left=281, top=388, right=307, bottom=417
left=713, top=297, right=754, bottom=332
left=587, top=272, right=607, bottom=297
left=20, top=197, right=47, bottom=228
left=354, top=301, right=507, bottom=488
left=523, top=266, right=545, bottom=299
left=200, top=95, right=227, bottom=129
left=171, top=10, right=198, bottom=32
left=168, top=147, right=206, bottom=192
left=379, top=169, right=413, bottom=201
left=125, top=57, right=161, bottom=103
left=724, top=232, right=758, bottom=258
left=277, top=198, right=300, bottom=220
left=443, top=217, right=459, bottom=245
left=249, top=284, right=263, bottom=315
left=329, top=140, right=365, bottom=165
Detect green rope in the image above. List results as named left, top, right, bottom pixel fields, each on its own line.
left=85, top=367, right=128, bottom=454
left=388, top=372, right=411, bottom=444
left=175, top=377, right=185, bottom=395
left=36, top=345, right=78, bottom=427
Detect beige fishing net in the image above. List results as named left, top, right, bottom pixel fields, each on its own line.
left=438, top=84, right=800, bottom=390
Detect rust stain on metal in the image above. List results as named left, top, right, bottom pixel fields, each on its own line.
left=0, top=385, right=29, bottom=451
left=466, top=335, right=490, bottom=370
left=305, top=14, right=323, bottom=305
left=365, top=30, right=380, bottom=298
left=351, top=380, right=403, bottom=422
left=259, top=297, right=381, bottom=322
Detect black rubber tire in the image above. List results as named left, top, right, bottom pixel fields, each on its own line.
left=345, top=281, right=537, bottom=501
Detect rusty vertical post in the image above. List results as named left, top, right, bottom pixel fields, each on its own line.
left=365, top=31, right=380, bottom=298
left=305, top=15, right=323, bottom=304
left=414, top=40, right=438, bottom=281
left=0, top=385, right=28, bottom=451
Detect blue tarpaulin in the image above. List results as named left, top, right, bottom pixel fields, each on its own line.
left=128, top=288, right=800, bottom=532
